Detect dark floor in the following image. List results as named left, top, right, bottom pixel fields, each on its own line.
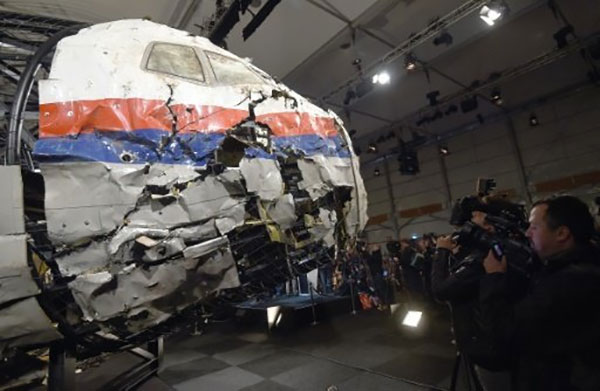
left=158, top=302, right=459, bottom=391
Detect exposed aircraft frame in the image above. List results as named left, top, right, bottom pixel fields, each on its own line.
left=0, top=18, right=367, bottom=388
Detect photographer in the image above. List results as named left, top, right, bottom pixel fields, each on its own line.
left=432, top=196, right=528, bottom=390
left=480, top=195, right=600, bottom=390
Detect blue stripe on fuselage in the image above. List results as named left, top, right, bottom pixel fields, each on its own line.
left=33, top=129, right=351, bottom=165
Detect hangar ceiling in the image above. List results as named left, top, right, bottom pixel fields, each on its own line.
left=0, top=0, right=599, bottom=161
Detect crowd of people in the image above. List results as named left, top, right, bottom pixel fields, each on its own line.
left=318, top=233, right=441, bottom=310
left=316, top=194, right=600, bottom=391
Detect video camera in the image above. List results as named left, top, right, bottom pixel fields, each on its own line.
left=449, top=179, right=535, bottom=276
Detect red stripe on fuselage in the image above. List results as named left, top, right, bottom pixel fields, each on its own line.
left=39, top=98, right=339, bottom=138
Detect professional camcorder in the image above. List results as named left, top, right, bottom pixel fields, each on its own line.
left=449, top=179, right=535, bottom=276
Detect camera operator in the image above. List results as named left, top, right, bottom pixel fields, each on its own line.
left=432, top=196, right=528, bottom=391
left=480, top=195, right=600, bottom=390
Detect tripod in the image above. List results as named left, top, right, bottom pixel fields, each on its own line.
left=449, top=351, right=484, bottom=391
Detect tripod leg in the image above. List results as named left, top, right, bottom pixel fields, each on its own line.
left=449, top=351, right=462, bottom=391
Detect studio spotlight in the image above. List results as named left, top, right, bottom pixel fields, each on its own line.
left=343, top=88, right=356, bottom=105
left=405, top=53, right=417, bottom=71
left=491, top=87, right=503, bottom=105
left=352, top=57, right=363, bottom=72
left=368, top=143, right=378, bottom=153
left=374, top=168, right=381, bottom=177
left=372, top=71, right=391, bottom=85
left=445, top=104, right=458, bottom=115
left=460, top=96, right=479, bottom=113
left=439, top=145, right=450, bottom=156
left=529, top=113, right=539, bottom=127
left=426, top=90, right=440, bottom=106
left=402, top=310, right=423, bottom=327
left=267, top=306, right=282, bottom=330
left=433, top=31, right=453, bottom=46
left=399, top=149, right=419, bottom=175
left=553, top=25, right=574, bottom=49
left=480, top=1, right=507, bottom=26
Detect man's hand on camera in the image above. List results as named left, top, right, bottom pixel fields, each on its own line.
left=436, top=235, right=454, bottom=250
left=483, top=249, right=507, bottom=274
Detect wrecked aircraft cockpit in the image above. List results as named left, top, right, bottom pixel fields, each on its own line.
left=0, top=19, right=367, bottom=379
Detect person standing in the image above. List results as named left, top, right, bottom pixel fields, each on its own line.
left=481, top=196, right=600, bottom=390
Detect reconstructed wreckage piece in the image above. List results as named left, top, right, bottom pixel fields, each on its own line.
left=0, top=19, right=367, bottom=363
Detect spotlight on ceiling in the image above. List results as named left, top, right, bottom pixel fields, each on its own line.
left=480, top=1, right=507, bottom=26
left=553, top=25, right=574, bottom=49
left=343, top=88, right=356, bottom=105
left=460, top=96, right=479, bottom=113
left=352, top=57, right=363, bottom=73
left=426, top=90, right=440, bottom=106
left=529, top=113, right=539, bottom=127
left=433, top=31, right=453, bottom=46
left=491, top=87, right=503, bottom=105
left=374, top=168, right=381, bottom=177
left=368, top=143, right=378, bottom=153
left=405, top=53, right=417, bottom=71
left=399, top=148, right=419, bottom=175
left=445, top=104, right=458, bottom=115
left=372, top=71, right=391, bottom=85
left=439, top=145, right=450, bottom=156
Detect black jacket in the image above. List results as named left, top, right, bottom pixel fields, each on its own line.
left=432, top=247, right=515, bottom=370
left=479, top=245, right=600, bottom=390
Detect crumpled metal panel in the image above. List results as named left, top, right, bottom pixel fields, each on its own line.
left=69, top=238, right=239, bottom=329
left=42, top=162, right=145, bottom=245
left=309, top=208, right=337, bottom=247
left=0, top=166, right=25, bottom=235
left=0, top=297, right=61, bottom=355
left=108, top=227, right=169, bottom=256
left=143, top=237, right=186, bottom=262
left=267, top=194, right=296, bottom=230
left=239, top=157, right=284, bottom=201
left=297, top=156, right=355, bottom=200
left=0, top=235, right=39, bottom=305
left=56, top=241, right=110, bottom=277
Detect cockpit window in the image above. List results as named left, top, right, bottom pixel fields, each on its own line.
left=206, top=51, right=264, bottom=85
left=146, top=42, right=205, bottom=82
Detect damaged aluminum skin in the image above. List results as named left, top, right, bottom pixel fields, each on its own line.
left=0, top=167, right=60, bottom=360
left=19, top=19, right=367, bottom=352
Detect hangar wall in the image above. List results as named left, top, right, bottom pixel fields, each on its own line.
left=361, top=85, right=600, bottom=243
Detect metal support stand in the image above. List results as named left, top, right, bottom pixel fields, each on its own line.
left=309, top=282, right=318, bottom=326
left=48, top=340, right=75, bottom=391
left=99, top=336, right=164, bottom=391
left=349, top=278, right=357, bottom=315
left=449, top=351, right=484, bottom=391
left=191, top=305, right=205, bottom=336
